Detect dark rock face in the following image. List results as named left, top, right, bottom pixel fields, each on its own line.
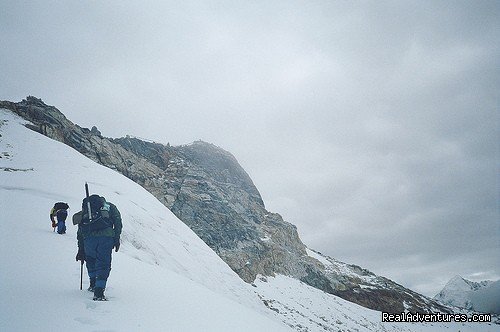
left=0, top=96, right=452, bottom=314
left=113, top=139, right=312, bottom=284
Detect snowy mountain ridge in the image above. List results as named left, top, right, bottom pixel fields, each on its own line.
left=0, top=96, right=452, bottom=315
left=434, top=276, right=500, bottom=314
left=442, top=276, right=493, bottom=294
left=2, top=103, right=499, bottom=331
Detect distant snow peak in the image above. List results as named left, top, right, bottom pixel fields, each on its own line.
left=435, top=275, right=500, bottom=314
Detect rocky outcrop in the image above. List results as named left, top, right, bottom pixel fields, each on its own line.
left=0, top=97, right=165, bottom=192
left=114, top=137, right=314, bottom=284
left=0, top=96, right=452, bottom=314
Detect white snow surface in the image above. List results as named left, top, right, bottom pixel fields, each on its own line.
left=1, top=108, right=498, bottom=332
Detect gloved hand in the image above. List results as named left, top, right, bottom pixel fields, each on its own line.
left=76, top=248, right=85, bottom=262
left=114, top=238, right=120, bottom=252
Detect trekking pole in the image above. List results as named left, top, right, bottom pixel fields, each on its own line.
left=80, top=260, right=84, bottom=290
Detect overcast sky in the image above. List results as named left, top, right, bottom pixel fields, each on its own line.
left=1, top=1, right=498, bottom=296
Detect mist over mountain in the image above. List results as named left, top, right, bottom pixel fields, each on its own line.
left=2, top=98, right=500, bottom=331
left=0, top=97, right=464, bottom=315
left=2, top=0, right=498, bottom=302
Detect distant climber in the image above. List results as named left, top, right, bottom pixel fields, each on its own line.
left=50, top=202, right=69, bottom=234
left=74, top=193, right=122, bottom=301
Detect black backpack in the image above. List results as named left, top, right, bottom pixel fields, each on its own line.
left=81, top=195, right=112, bottom=231
left=53, top=202, right=69, bottom=211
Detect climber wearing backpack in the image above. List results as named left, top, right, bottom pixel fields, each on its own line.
left=74, top=194, right=122, bottom=301
left=50, top=202, right=69, bottom=234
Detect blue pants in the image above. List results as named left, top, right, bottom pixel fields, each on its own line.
left=84, top=236, right=114, bottom=289
left=57, top=221, right=66, bottom=234
left=56, top=210, right=67, bottom=234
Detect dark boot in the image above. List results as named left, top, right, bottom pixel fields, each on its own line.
left=93, top=287, right=106, bottom=301
left=87, top=278, right=96, bottom=292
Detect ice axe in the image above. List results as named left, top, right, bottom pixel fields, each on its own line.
left=85, top=182, right=92, bottom=224
left=79, top=182, right=92, bottom=290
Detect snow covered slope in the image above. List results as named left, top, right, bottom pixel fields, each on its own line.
left=434, top=276, right=500, bottom=314
left=0, top=109, right=290, bottom=331
left=252, top=262, right=499, bottom=331
left=1, top=108, right=498, bottom=332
